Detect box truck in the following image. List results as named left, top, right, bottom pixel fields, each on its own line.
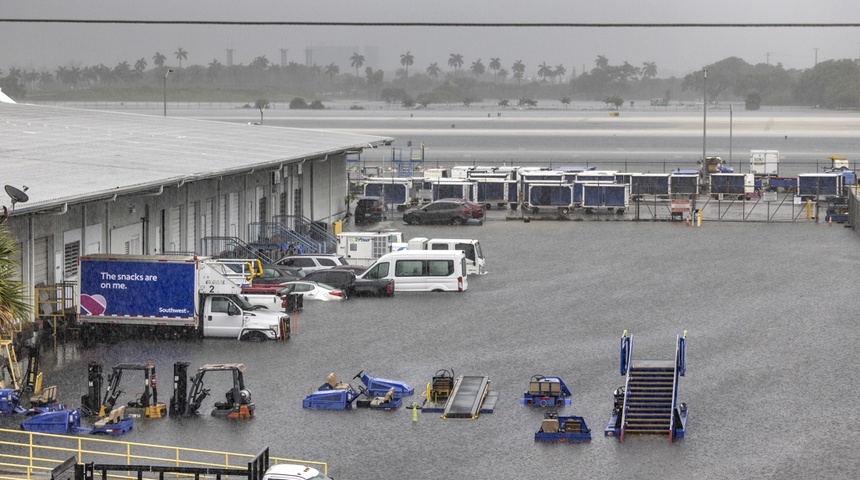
left=77, top=255, right=288, bottom=345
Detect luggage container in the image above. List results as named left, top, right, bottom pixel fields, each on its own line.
left=710, top=173, right=755, bottom=199
left=670, top=170, right=700, bottom=196
left=581, top=183, right=629, bottom=213
left=363, top=178, right=413, bottom=211
left=525, top=183, right=577, bottom=214
left=630, top=173, right=671, bottom=199
left=797, top=173, right=843, bottom=199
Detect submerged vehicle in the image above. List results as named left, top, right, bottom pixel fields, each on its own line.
left=171, top=363, right=256, bottom=419
left=534, top=410, right=592, bottom=443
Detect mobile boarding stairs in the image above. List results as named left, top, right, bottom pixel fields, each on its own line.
left=605, top=330, right=688, bottom=442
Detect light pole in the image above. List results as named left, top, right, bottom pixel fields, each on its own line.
left=702, top=68, right=708, bottom=167
left=163, top=68, right=174, bottom=117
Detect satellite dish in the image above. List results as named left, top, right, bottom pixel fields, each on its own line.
left=5, top=185, right=29, bottom=211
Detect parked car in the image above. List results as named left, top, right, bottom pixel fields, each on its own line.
left=402, top=198, right=484, bottom=225
left=275, top=254, right=349, bottom=272
left=353, top=196, right=387, bottom=225
left=257, top=265, right=305, bottom=284
left=277, top=280, right=345, bottom=302
left=303, top=268, right=394, bottom=298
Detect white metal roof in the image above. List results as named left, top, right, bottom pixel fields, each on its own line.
left=0, top=103, right=391, bottom=216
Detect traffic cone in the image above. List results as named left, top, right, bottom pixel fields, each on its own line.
left=685, top=216, right=691, bottom=227
left=828, top=215, right=833, bottom=227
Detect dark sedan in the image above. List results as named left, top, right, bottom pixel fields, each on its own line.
left=303, top=268, right=394, bottom=298
left=402, top=198, right=484, bottom=225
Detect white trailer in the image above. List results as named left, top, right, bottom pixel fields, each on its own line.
left=750, top=150, right=779, bottom=176
left=336, top=231, right=405, bottom=267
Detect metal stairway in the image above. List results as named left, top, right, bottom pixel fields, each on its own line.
left=606, top=330, right=688, bottom=442
left=622, top=360, right=675, bottom=437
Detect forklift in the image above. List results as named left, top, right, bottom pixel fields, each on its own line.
left=89, top=361, right=166, bottom=419
left=170, top=363, right=255, bottom=419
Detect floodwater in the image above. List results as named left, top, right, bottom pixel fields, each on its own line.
left=3, top=108, right=860, bottom=480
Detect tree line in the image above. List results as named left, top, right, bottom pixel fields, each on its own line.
left=1, top=48, right=859, bottom=110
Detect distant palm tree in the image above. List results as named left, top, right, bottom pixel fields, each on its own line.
left=174, top=47, right=188, bottom=68
left=325, top=62, right=340, bottom=82
left=470, top=59, right=485, bottom=78
left=133, top=58, right=147, bottom=74
left=512, top=60, right=525, bottom=84
left=537, top=62, right=551, bottom=82
left=350, top=52, right=365, bottom=77
left=448, top=53, right=464, bottom=75
left=641, top=61, right=658, bottom=79
left=561, top=97, right=572, bottom=108
left=497, top=68, right=509, bottom=82
left=489, top=58, right=501, bottom=78
left=554, top=64, right=566, bottom=83
left=152, top=52, right=167, bottom=68
left=400, top=51, right=414, bottom=78
left=426, top=62, right=441, bottom=78
left=595, top=55, right=609, bottom=70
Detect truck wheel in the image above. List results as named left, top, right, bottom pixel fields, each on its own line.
left=559, top=207, right=570, bottom=215
left=241, top=331, right=268, bottom=342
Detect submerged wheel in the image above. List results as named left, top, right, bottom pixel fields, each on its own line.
left=241, top=331, right=268, bottom=342
left=559, top=207, right=570, bottom=215
left=451, top=217, right=465, bottom=225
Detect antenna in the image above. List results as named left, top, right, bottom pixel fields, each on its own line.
left=5, top=185, right=29, bottom=212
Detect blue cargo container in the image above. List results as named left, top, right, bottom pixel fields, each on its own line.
left=797, top=173, right=843, bottom=198
left=364, top=179, right=411, bottom=210
left=582, top=183, right=629, bottom=212
left=431, top=180, right=475, bottom=201
left=670, top=170, right=700, bottom=196
left=710, top=173, right=754, bottom=199
left=631, top=174, right=671, bottom=197
left=526, top=184, right=576, bottom=213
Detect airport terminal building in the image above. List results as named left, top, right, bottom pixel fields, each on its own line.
left=1, top=102, right=390, bottom=322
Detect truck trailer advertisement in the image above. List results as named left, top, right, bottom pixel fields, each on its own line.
left=79, top=259, right=196, bottom=318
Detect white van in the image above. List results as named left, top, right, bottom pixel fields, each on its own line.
left=358, top=250, right=468, bottom=292
left=407, top=237, right=485, bottom=275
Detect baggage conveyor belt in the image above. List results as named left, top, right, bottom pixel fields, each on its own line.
left=442, top=375, right=498, bottom=419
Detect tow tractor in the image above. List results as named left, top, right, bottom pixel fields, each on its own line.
left=302, top=372, right=407, bottom=410
left=419, top=369, right=455, bottom=413
left=534, top=410, right=592, bottom=443
left=521, top=375, right=572, bottom=407
left=172, top=363, right=255, bottom=419
left=302, top=373, right=361, bottom=410
left=354, top=370, right=414, bottom=398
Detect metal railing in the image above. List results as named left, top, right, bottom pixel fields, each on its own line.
left=199, top=236, right=274, bottom=263
left=271, top=215, right=336, bottom=254
left=669, top=332, right=687, bottom=442
left=0, top=428, right=327, bottom=479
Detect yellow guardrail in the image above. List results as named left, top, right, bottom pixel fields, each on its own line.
left=0, top=428, right=327, bottom=479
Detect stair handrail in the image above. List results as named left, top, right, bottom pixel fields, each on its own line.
left=618, top=331, right=633, bottom=442
left=272, top=215, right=335, bottom=253
left=199, top=236, right=274, bottom=263
left=669, top=331, right=687, bottom=442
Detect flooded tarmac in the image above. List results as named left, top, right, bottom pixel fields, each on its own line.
left=3, top=217, right=860, bottom=479
left=3, top=108, right=860, bottom=479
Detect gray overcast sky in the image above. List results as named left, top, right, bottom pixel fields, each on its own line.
left=2, top=1, right=859, bottom=78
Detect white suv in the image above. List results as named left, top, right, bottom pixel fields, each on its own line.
left=275, top=254, right=348, bottom=272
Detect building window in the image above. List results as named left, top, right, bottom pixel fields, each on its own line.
left=64, top=240, right=80, bottom=278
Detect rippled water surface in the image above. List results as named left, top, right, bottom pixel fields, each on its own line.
left=3, top=109, right=860, bottom=480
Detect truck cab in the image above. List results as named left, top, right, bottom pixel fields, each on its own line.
left=201, top=294, right=283, bottom=341
left=263, top=464, right=331, bottom=480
